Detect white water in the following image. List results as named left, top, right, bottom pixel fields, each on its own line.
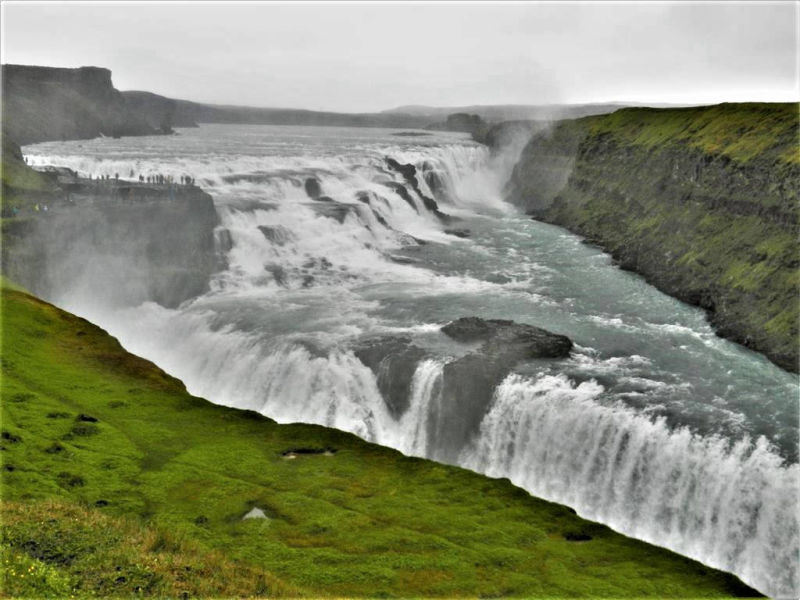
left=23, top=124, right=799, bottom=597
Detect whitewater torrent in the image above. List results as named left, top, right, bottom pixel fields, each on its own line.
left=24, top=124, right=799, bottom=597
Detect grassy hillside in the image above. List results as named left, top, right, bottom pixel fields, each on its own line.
left=508, top=103, right=799, bottom=372
left=1, top=137, right=56, bottom=215
left=0, top=279, right=759, bottom=597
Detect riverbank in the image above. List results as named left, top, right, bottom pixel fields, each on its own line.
left=505, top=103, right=799, bottom=372
left=0, top=277, right=760, bottom=597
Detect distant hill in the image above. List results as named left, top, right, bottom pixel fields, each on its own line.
left=160, top=97, right=433, bottom=129
left=383, top=103, right=663, bottom=122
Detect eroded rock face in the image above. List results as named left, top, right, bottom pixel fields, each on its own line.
left=384, top=157, right=450, bottom=221
left=441, top=317, right=573, bottom=358
left=507, top=105, right=799, bottom=372
left=304, top=177, right=323, bottom=199
left=354, top=336, right=427, bottom=418
left=352, top=318, right=572, bottom=463
left=431, top=317, right=572, bottom=463
left=2, top=65, right=166, bottom=144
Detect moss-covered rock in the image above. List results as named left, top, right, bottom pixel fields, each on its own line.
left=507, top=103, right=799, bottom=372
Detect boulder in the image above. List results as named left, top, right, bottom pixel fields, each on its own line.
left=429, top=317, right=572, bottom=463
left=304, top=177, right=322, bottom=199
left=354, top=336, right=427, bottom=418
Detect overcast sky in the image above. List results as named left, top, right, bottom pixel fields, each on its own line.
left=1, top=2, right=797, bottom=112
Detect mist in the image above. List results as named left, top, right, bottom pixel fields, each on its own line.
left=2, top=2, right=797, bottom=111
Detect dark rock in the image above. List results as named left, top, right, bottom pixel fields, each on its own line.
left=2, top=65, right=168, bottom=145
left=422, top=161, right=449, bottom=201
left=95, top=499, right=109, bottom=507
left=304, top=177, right=322, bottom=199
left=441, top=317, right=572, bottom=358
left=309, top=202, right=358, bottom=224
left=383, top=182, right=419, bottom=213
left=354, top=337, right=427, bottom=417
left=264, top=264, right=287, bottom=286
left=258, top=225, right=292, bottom=246
left=429, top=317, right=572, bottom=463
left=76, top=413, right=98, bottom=422
left=385, top=157, right=418, bottom=181
left=385, top=157, right=451, bottom=221
left=316, top=195, right=336, bottom=203
left=445, top=228, right=471, bottom=238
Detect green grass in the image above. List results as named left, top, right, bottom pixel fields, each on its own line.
left=523, top=103, right=799, bottom=370
left=590, top=103, right=799, bottom=164
left=0, top=281, right=760, bottom=597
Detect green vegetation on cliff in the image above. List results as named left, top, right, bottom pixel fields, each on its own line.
left=508, top=103, right=799, bottom=372
left=0, top=279, right=758, bottom=597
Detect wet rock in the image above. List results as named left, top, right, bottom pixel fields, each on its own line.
left=422, top=161, right=449, bottom=201
left=304, top=177, right=322, bottom=199
left=258, top=225, right=292, bottom=246
left=441, top=316, right=572, bottom=358
left=310, top=202, right=358, bottom=224
left=385, top=157, right=450, bottom=221
left=444, top=228, right=471, bottom=238
left=354, top=336, right=427, bottom=418
left=383, top=182, right=419, bottom=213
left=429, top=317, right=573, bottom=463
left=264, top=264, right=287, bottom=286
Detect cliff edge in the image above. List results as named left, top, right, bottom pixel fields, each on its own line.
left=1, top=64, right=171, bottom=144
left=506, top=103, right=799, bottom=372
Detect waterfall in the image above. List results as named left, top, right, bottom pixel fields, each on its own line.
left=461, top=373, right=799, bottom=598
left=22, top=126, right=798, bottom=598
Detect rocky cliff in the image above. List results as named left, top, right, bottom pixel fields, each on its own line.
left=1, top=65, right=169, bottom=144
left=1, top=154, right=221, bottom=308
left=506, top=103, right=799, bottom=372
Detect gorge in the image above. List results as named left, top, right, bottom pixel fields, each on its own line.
left=3, top=105, right=796, bottom=597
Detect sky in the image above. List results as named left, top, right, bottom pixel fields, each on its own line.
left=1, top=1, right=798, bottom=112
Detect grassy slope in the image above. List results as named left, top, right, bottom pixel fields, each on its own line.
left=0, top=281, right=759, bottom=598
left=1, top=136, right=55, bottom=212
left=536, top=103, right=799, bottom=371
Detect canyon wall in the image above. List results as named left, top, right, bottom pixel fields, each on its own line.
left=506, top=103, right=799, bottom=371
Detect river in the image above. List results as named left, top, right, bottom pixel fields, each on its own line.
left=23, top=124, right=799, bottom=597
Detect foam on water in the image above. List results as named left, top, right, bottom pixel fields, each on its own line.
left=24, top=124, right=799, bottom=597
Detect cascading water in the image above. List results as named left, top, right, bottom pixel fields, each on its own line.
left=23, top=124, right=798, bottom=597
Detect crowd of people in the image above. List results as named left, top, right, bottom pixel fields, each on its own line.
left=87, top=172, right=196, bottom=186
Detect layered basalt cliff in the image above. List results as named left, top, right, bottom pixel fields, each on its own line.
left=506, top=103, right=799, bottom=372
left=1, top=65, right=170, bottom=144
left=1, top=159, right=221, bottom=308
